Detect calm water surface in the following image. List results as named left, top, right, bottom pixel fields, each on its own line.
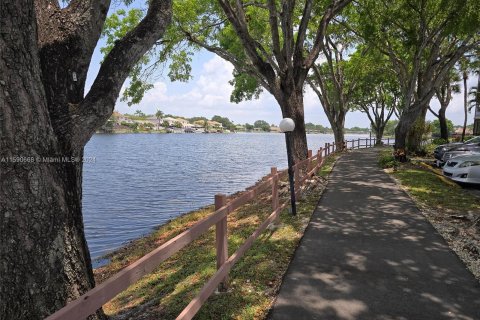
left=83, top=133, right=367, bottom=261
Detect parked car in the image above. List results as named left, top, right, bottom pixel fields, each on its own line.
left=434, top=136, right=480, bottom=166
left=443, top=154, right=480, bottom=184
left=441, top=146, right=480, bottom=164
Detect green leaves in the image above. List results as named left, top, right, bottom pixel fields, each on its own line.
left=228, top=71, right=262, bottom=103
left=167, top=51, right=193, bottom=82
left=121, top=66, right=154, bottom=106
left=101, top=5, right=197, bottom=106
left=101, top=9, right=144, bottom=57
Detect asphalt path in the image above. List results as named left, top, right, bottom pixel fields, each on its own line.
left=270, top=148, right=480, bottom=320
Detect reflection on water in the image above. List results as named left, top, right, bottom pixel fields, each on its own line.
left=83, top=133, right=368, bottom=260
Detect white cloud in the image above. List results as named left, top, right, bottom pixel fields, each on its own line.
left=304, top=87, right=319, bottom=111
left=113, top=53, right=479, bottom=127
left=143, top=82, right=169, bottom=103
left=114, top=55, right=282, bottom=124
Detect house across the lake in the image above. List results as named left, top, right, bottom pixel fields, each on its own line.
left=270, top=125, right=281, bottom=133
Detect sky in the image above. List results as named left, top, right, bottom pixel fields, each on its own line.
left=85, top=4, right=477, bottom=128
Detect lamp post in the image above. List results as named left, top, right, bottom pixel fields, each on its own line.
left=279, top=118, right=297, bottom=215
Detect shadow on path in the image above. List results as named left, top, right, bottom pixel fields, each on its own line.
left=270, top=148, right=480, bottom=320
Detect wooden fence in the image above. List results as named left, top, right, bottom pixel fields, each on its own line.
left=45, top=137, right=388, bottom=320
left=324, top=137, right=395, bottom=156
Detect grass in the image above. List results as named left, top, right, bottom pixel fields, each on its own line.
left=318, top=153, right=340, bottom=178
left=393, top=167, right=480, bottom=212
left=94, top=156, right=338, bottom=319
left=376, top=148, right=480, bottom=212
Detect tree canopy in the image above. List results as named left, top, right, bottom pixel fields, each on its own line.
left=253, top=120, right=271, bottom=131
left=353, top=0, right=480, bottom=151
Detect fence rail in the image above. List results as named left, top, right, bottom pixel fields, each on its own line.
left=46, top=137, right=391, bottom=320
left=324, top=137, right=395, bottom=155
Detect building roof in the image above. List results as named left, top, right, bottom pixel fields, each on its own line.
left=270, top=125, right=281, bottom=132
left=208, top=121, right=223, bottom=127
left=454, top=127, right=473, bottom=135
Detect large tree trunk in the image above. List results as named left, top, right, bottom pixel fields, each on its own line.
left=277, top=87, right=308, bottom=163
left=433, top=81, right=453, bottom=142
left=406, top=106, right=428, bottom=153
left=0, top=3, right=96, bottom=319
left=375, top=125, right=385, bottom=145
left=331, top=115, right=346, bottom=150
left=395, top=107, right=420, bottom=153
left=438, top=106, right=449, bottom=141
left=1, top=1, right=171, bottom=318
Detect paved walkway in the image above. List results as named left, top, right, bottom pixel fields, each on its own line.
left=270, top=148, right=480, bottom=320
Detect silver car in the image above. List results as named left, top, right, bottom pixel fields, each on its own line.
left=443, top=154, right=480, bottom=184
left=435, top=136, right=480, bottom=166
left=442, top=147, right=480, bottom=163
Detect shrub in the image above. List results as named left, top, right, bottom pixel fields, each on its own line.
left=432, top=138, right=448, bottom=145
left=378, top=151, right=398, bottom=169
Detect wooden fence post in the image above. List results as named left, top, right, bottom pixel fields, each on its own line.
left=215, top=194, right=228, bottom=292
left=317, top=148, right=323, bottom=169
left=307, top=150, right=313, bottom=172
left=271, top=167, right=279, bottom=224
left=387, top=137, right=390, bottom=145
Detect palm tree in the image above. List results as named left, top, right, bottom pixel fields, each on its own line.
left=459, top=58, right=471, bottom=141
left=134, top=109, right=146, bottom=118
left=155, top=109, right=164, bottom=130
left=469, top=84, right=479, bottom=135
left=431, top=70, right=461, bottom=141
left=469, top=86, right=479, bottom=111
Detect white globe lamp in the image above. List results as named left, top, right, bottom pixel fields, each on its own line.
left=279, top=118, right=295, bottom=133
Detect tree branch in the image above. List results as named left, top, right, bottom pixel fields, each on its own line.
left=385, top=103, right=395, bottom=123
left=267, top=0, right=285, bottom=70
left=280, top=0, right=295, bottom=69
left=217, top=0, right=277, bottom=86
left=304, top=0, right=353, bottom=68
left=179, top=26, right=270, bottom=90
left=418, top=39, right=478, bottom=110
left=293, top=0, right=313, bottom=65
left=71, top=0, right=172, bottom=149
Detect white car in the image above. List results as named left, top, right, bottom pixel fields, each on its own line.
left=443, top=154, right=480, bottom=184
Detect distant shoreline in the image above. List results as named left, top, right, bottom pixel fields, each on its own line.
left=95, top=131, right=372, bottom=135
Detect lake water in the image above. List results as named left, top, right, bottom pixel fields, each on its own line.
left=83, top=133, right=368, bottom=262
